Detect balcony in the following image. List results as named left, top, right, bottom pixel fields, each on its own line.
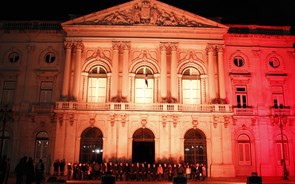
left=55, top=102, right=232, bottom=113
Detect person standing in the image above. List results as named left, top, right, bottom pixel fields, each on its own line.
left=0, top=155, right=9, bottom=184
left=25, top=157, right=35, bottom=184
left=35, top=159, right=45, bottom=184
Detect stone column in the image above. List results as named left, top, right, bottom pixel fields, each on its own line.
left=129, top=74, right=135, bottom=102
left=62, top=42, right=72, bottom=101
left=207, top=45, right=216, bottom=101
left=111, top=42, right=120, bottom=100
left=160, top=43, right=167, bottom=100
left=122, top=42, right=130, bottom=100
left=170, top=43, right=178, bottom=101
left=217, top=45, right=226, bottom=100
left=72, top=42, right=83, bottom=101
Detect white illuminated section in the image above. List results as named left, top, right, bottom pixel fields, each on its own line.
left=135, top=78, right=153, bottom=103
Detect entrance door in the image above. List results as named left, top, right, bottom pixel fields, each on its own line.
left=132, top=141, right=154, bottom=163
left=80, top=127, right=103, bottom=163
left=132, top=128, right=155, bottom=163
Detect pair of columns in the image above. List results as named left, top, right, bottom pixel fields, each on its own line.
left=61, top=41, right=226, bottom=103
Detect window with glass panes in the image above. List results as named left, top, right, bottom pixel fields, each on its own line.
left=135, top=67, right=153, bottom=103
left=35, top=131, right=49, bottom=161
left=276, top=134, right=289, bottom=165
left=87, top=66, right=107, bottom=103
left=39, top=81, right=53, bottom=103
left=182, top=68, right=201, bottom=104
left=236, top=86, right=247, bottom=108
left=1, top=81, right=16, bottom=104
left=237, top=134, right=251, bottom=165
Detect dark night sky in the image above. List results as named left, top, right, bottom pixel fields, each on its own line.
left=0, top=0, right=294, bottom=26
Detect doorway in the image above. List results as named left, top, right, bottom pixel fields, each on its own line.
left=132, top=128, right=155, bottom=163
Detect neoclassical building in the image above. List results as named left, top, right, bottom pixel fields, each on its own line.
left=0, top=0, right=294, bottom=178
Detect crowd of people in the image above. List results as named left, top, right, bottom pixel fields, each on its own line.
left=12, top=157, right=207, bottom=183
left=63, top=161, right=207, bottom=182
left=14, top=156, right=45, bottom=184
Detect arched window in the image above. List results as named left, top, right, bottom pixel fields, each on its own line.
left=80, top=127, right=103, bottom=163
left=237, top=134, right=251, bottom=165
left=276, top=134, right=289, bottom=165
left=182, top=68, right=201, bottom=104
left=35, top=131, right=49, bottom=161
left=0, top=130, right=10, bottom=157
left=184, top=129, right=206, bottom=164
left=134, top=66, right=154, bottom=103
left=87, top=65, right=107, bottom=103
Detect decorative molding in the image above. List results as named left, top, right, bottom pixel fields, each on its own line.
left=172, top=115, right=178, bottom=128
left=82, top=1, right=214, bottom=27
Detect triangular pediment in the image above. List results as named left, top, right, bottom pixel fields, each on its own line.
left=62, top=0, right=227, bottom=28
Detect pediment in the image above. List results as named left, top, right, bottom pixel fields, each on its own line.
left=62, top=0, right=227, bottom=29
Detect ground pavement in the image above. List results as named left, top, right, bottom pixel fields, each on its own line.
left=7, top=175, right=295, bottom=184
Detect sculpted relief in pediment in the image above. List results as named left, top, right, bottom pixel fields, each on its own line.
left=80, top=0, right=215, bottom=27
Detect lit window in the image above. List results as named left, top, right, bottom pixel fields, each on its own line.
left=87, top=66, right=107, bottom=103
left=35, top=131, right=49, bottom=161
left=182, top=68, right=201, bottom=104
left=135, top=67, right=153, bottom=103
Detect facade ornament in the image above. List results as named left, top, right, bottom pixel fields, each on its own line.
left=87, top=1, right=212, bottom=27
left=121, top=114, right=126, bottom=127
left=89, top=114, right=96, bottom=127
left=110, top=114, right=116, bottom=127
left=141, top=119, right=147, bottom=128
left=68, top=113, right=75, bottom=126
left=31, top=114, right=35, bottom=123
left=162, top=115, right=167, bottom=128
left=58, top=114, right=64, bottom=125
left=73, top=41, right=84, bottom=51
left=251, top=118, right=256, bottom=126
left=213, top=115, right=219, bottom=128
left=224, top=116, right=230, bottom=128
left=64, top=41, right=73, bottom=50
left=140, top=114, right=148, bottom=128
left=192, top=120, right=198, bottom=129
left=172, top=115, right=178, bottom=128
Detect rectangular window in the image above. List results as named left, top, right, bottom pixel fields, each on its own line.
left=1, top=81, right=16, bottom=104
left=272, top=86, right=284, bottom=108
left=238, top=142, right=251, bottom=165
left=236, top=86, right=247, bottom=108
left=39, top=81, right=53, bottom=103
left=276, top=142, right=289, bottom=165
left=135, top=78, right=153, bottom=103
left=182, top=79, right=201, bottom=104
left=87, top=78, right=107, bottom=103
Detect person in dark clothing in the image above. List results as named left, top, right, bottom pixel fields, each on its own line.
left=15, top=156, right=27, bottom=184
left=25, top=157, right=35, bottom=184
left=35, top=159, right=45, bottom=184
left=59, top=159, right=65, bottom=176
left=0, top=155, right=9, bottom=184
left=53, top=160, right=59, bottom=176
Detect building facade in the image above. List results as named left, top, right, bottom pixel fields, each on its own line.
left=0, top=0, right=294, bottom=178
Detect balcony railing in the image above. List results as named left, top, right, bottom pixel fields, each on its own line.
left=55, top=102, right=233, bottom=113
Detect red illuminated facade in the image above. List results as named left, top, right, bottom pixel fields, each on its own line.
left=0, top=0, right=294, bottom=178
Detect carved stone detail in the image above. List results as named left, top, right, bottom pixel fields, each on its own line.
left=84, top=1, right=213, bottom=27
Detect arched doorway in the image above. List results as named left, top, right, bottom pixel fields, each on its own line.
left=184, top=128, right=207, bottom=164
left=80, top=127, right=103, bottom=163
left=132, top=128, right=155, bottom=163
